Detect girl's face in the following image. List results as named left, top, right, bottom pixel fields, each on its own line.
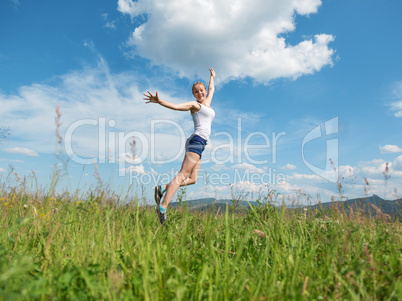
left=193, top=84, right=207, bottom=102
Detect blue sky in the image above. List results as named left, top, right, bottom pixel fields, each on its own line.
left=1, top=0, right=402, bottom=204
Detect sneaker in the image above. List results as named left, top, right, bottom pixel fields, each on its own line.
left=155, top=206, right=167, bottom=225
left=154, top=185, right=163, bottom=205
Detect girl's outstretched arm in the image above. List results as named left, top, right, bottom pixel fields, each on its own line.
left=144, top=91, right=199, bottom=111
left=205, top=67, right=216, bottom=106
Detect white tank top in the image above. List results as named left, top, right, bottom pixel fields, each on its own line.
left=191, top=103, right=215, bottom=141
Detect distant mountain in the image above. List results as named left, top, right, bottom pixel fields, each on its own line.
left=170, top=198, right=258, bottom=209
left=169, top=195, right=402, bottom=219
left=309, top=194, right=402, bottom=219
left=169, top=198, right=261, bottom=214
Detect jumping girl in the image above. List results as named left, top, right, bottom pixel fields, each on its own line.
left=143, top=68, right=216, bottom=224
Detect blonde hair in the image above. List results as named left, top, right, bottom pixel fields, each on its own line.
left=192, top=82, right=206, bottom=95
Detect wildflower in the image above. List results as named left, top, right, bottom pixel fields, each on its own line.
left=32, top=206, right=38, bottom=217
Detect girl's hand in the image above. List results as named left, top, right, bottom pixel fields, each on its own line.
left=209, top=67, right=216, bottom=78
left=144, top=91, right=161, bottom=104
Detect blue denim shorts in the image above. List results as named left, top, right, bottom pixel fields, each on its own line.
left=185, top=134, right=207, bottom=158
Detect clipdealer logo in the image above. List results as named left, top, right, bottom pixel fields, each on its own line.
left=302, top=117, right=339, bottom=183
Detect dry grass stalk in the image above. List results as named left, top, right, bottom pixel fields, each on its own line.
left=253, top=229, right=268, bottom=238
left=369, top=203, right=390, bottom=220
left=14, top=172, right=21, bottom=182
left=363, top=244, right=376, bottom=270
left=129, top=138, right=136, bottom=160
left=364, top=177, right=371, bottom=196
left=302, top=276, right=309, bottom=296
left=0, top=126, right=11, bottom=146
left=93, top=159, right=102, bottom=187
left=55, top=104, right=62, bottom=144
left=383, top=162, right=391, bottom=198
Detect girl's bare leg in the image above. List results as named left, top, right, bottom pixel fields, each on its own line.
left=163, top=157, right=201, bottom=191
left=162, top=152, right=201, bottom=208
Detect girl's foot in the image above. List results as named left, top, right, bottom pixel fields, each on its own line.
left=154, top=185, right=163, bottom=205
left=154, top=186, right=167, bottom=225
left=155, top=204, right=167, bottom=225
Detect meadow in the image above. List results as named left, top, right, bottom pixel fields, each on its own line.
left=0, top=174, right=401, bottom=300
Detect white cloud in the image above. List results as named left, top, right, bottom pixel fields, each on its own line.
left=102, top=13, right=117, bottom=30
left=211, top=163, right=230, bottom=171
left=392, top=155, right=402, bottom=171
left=228, top=180, right=336, bottom=204
left=280, top=163, right=296, bottom=170
left=359, top=165, right=384, bottom=176
left=119, top=152, right=143, bottom=165
left=105, top=21, right=117, bottom=30
left=380, top=144, right=402, bottom=154
left=193, top=158, right=402, bottom=202
left=338, top=165, right=355, bottom=177
left=389, top=81, right=402, bottom=117
left=118, top=0, right=335, bottom=83
left=391, top=102, right=402, bottom=118
left=119, top=164, right=146, bottom=175
left=287, top=173, right=324, bottom=181
left=0, top=158, right=23, bottom=163
left=0, top=55, right=191, bottom=161
left=0, top=167, right=5, bottom=173
left=3, top=147, right=38, bottom=157
left=339, top=159, right=401, bottom=182
left=232, top=181, right=266, bottom=194
left=9, top=0, right=20, bottom=7
left=232, top=162, right=265, bottom=174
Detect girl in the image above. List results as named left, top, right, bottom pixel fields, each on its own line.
left=143, top=68, right=216, bottom=224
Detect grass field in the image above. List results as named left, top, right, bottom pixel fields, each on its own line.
left=1, top=178, right=401, bottom=300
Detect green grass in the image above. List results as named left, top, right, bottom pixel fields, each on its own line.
left=0, top=183, right=401, bottom=300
